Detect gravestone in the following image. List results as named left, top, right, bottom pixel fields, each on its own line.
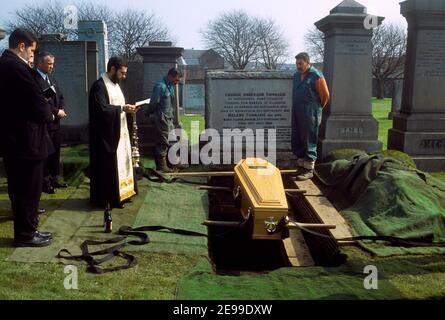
left=136, top=42, right=184, bottom=155
left=206, top=71, right=296, bottom=167
left=121, top=61, right=144, bottom=106
left=39, top=37, right=99, bottom=143
left=78, top=20, right=109, bottom=75
left=388, top=79, right=403, bottom=119
left=184, top=84, right=205, bottom=114
left=388, top=0, right=445, bottom=171
left=315, top=0, right=384, bottom=159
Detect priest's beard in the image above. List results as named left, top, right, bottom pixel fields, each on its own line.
left=110, top=73, right=121, bottom=84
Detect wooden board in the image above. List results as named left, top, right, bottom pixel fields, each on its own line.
left=294, top=179, right=354, bottom=240
left=283, top=226, right=315, bottom=267
left=292, top=179, right=324, bottom=196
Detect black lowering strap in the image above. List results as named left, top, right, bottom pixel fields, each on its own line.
left=338, top=235, right=445, bottom=247
left=142, top=168, right=207, bottom=186
left=57, top=235, right=138, bottom=274
left=294, top=223, right=445, bottom=247
left=57, top=225, right=207, bottom=274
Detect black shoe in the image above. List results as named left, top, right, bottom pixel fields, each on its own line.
left=52, top=181, right=68, bottom=188
left=116, top=203, right=125, bottom=209
left=43, top=187, right=56, bottom=194
left=37, top=208, right=46, bottom=215
left=36, top=231, right=53, bottom=240
left=13, top=234, right=52, bottom=247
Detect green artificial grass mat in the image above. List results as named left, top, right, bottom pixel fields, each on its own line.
left=127, top=179, right=209, bottom=256
left=176, top=246, right=445, bottom=300
left=6, top=178, right=146, bottom=264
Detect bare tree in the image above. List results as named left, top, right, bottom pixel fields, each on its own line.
left=255, top=18, right=290, bottom=70
left=6, top=0, right=115, bottom=40
left=6, top=1, right=171, bottom=60
left=303, top=22, right=407, bottom=99
left=76, top=1, right=115, bottom=36
left=111, top=9, right=170, bottom=60
left=201, top=10, right=260, bottom=70
left=372, top=23, right=407, bottom=99
left=303, top=26, right=325, bottom=63
left=6, top=0, right=69, bottom=36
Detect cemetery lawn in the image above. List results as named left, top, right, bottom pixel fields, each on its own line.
left=0, top=113, right=444, bottom=300
left=372, top=98, right=392, bottom=150
left=180, top=115, right=205, bottom=146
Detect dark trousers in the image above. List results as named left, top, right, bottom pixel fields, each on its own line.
left=154, top=110, right=174, bottom=158
left=291, top=102, right=323, bottom=162
left=3, top=156, right=44, bottom=240
left=43, top=130, right=61, bottom=188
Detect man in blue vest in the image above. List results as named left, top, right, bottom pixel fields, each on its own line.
left=150, top=68, right=182, bottom=173
left=292, top=52, right=330, bottom=181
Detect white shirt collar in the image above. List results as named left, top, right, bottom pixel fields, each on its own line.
left=18, top=54, right=29, bottom=66
left=36, top=68, right=48, bottom=80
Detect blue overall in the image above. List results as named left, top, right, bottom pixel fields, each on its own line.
left=291, top=66, right=324, bottom=163
left=151, top=77, right=175, bottom=157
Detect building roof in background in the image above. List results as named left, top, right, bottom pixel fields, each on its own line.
left=183, top=49, right=208, bottom=65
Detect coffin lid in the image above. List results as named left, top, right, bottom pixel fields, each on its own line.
left=235, top=158, right=288, bottom=209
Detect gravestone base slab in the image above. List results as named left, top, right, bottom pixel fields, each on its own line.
left=318, top=139, right=382, bottom=162
left=138, top=123, right=156, bottom=157
left=318, top=115, right=382, bottom=160
left=60, top=125, right=89, bottom=145
left=388, top=128, right=445, bottom=171
left=411, top=156, right=445, bottom=172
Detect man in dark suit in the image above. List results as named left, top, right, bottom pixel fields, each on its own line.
left=35, top=52, right=68, bottom=194
left=0, top=29, right=55, bottom=247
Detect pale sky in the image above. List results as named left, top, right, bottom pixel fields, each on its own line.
left=0, top=0, right=407, bottom=62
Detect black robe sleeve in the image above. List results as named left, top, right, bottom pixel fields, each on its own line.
left=89, top=79, right=122, bottom=153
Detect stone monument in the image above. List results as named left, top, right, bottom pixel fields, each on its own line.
left=78, top=20, right=109, bottom=75
left=39, top=35, right=99, bottom=143
left=205, top=71, right=295, bottom=166
left=136, top=42, right=184, bottom=155
left=184, top=84, right=205, bottom=114
left=315, top=0, right=384, bottom=159
left=388, top=0, right=445, bottom=171
left=389, top=79, right=403, bottom=119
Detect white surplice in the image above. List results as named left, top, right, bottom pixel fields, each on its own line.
left=101, top=73, right=136, bottom=201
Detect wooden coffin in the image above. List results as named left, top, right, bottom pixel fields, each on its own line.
left=234, top=158, right=289, bottom=240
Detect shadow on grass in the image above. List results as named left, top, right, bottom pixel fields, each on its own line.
left=39, top=199, right=92, bottom=212
left=0, top=237, right=13, bottom=248
left=0, top=215, right=12, bottom=223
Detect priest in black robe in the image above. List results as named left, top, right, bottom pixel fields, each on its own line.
left=88, top=57, right=139, bottom=209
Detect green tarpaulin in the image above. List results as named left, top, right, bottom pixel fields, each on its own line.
left=315, top=152, right=445, bottom=257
